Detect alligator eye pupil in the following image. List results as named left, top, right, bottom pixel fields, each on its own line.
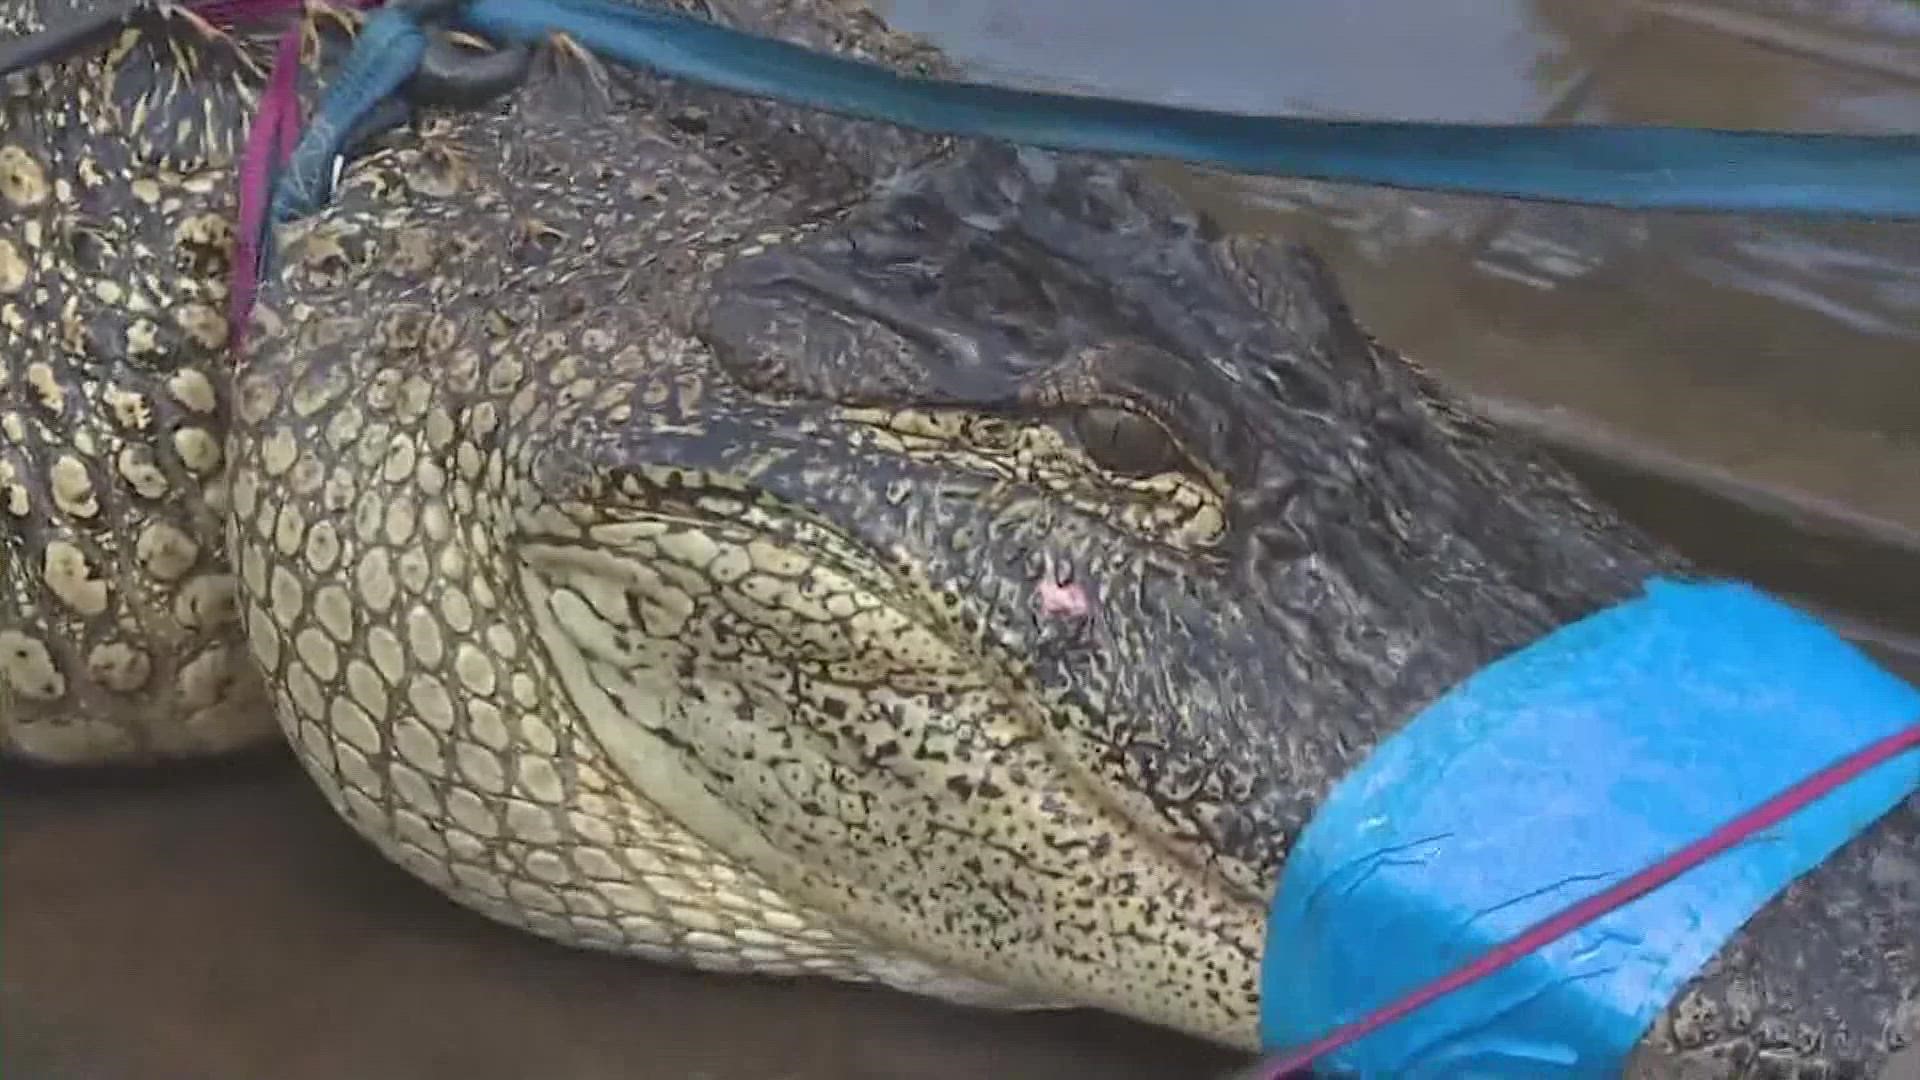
left=1071, top=406, right=1184, bottom=478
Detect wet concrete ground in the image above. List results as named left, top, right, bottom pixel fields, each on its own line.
left=7, top=1, right=1920, bottom=1077
left=2, top=758, right=1240, bottom=1080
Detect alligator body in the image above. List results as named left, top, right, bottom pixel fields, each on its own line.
left=2, top=0, right=1915, bottom=1072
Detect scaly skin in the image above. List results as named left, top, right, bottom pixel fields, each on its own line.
left=0, top=0, right=366, bottom=762
left=8, top=0, right=1918, bottom=1071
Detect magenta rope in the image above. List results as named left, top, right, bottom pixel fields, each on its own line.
left=228, top=21, right=304, bottom=350
left=218, top=0, right=392, bottom=349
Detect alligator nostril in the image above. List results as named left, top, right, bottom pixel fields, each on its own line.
left=67, top=226, right=110, bottom=275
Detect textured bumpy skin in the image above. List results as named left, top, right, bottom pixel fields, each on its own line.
left=7, top=0, right=1917, bottom=1070
left=0, top=0, right=362, bottom=762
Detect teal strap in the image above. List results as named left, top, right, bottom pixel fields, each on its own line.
left=455, top=0, right=1920, bottom=219
left=266, top=0, right=1920, bottom=221
left=272, top=5, right=430, bottom=223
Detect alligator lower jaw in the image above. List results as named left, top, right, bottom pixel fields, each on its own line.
left=507, top=501, right=1275, bottom=1046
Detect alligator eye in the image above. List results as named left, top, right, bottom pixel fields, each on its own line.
left=1070, top=406, right=1187, bottom=478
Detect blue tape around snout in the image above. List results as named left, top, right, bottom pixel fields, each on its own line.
left=1259, top=577, right=1920, bottom=1078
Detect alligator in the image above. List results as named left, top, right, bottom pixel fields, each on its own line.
left=2, top=0, right=1915, bottom=1074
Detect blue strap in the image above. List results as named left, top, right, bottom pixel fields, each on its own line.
left=1259, top=578, right=1920, bottom=1077
left=271, top=0, right=1920, bottom=221
left=272, top=5, right=430, bottom=223
left=453, top=0, right=1920, bottom=219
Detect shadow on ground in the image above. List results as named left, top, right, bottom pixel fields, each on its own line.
left=1, top=754, right=1245, bottom=1080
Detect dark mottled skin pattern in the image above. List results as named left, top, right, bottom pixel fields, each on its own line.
left=0, top=0, right=364, bottom=761
left=5, top=0, right=1916, bottom=1070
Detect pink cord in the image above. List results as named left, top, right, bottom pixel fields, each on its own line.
left=215, top=0, right=392, bottom=348
left=1254, top=719, right=1920, bottom=1079
left=228, top=22, right=304, bottom=351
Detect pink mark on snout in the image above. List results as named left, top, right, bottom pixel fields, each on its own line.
left=1036, top=577, right=1091, bottom=619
